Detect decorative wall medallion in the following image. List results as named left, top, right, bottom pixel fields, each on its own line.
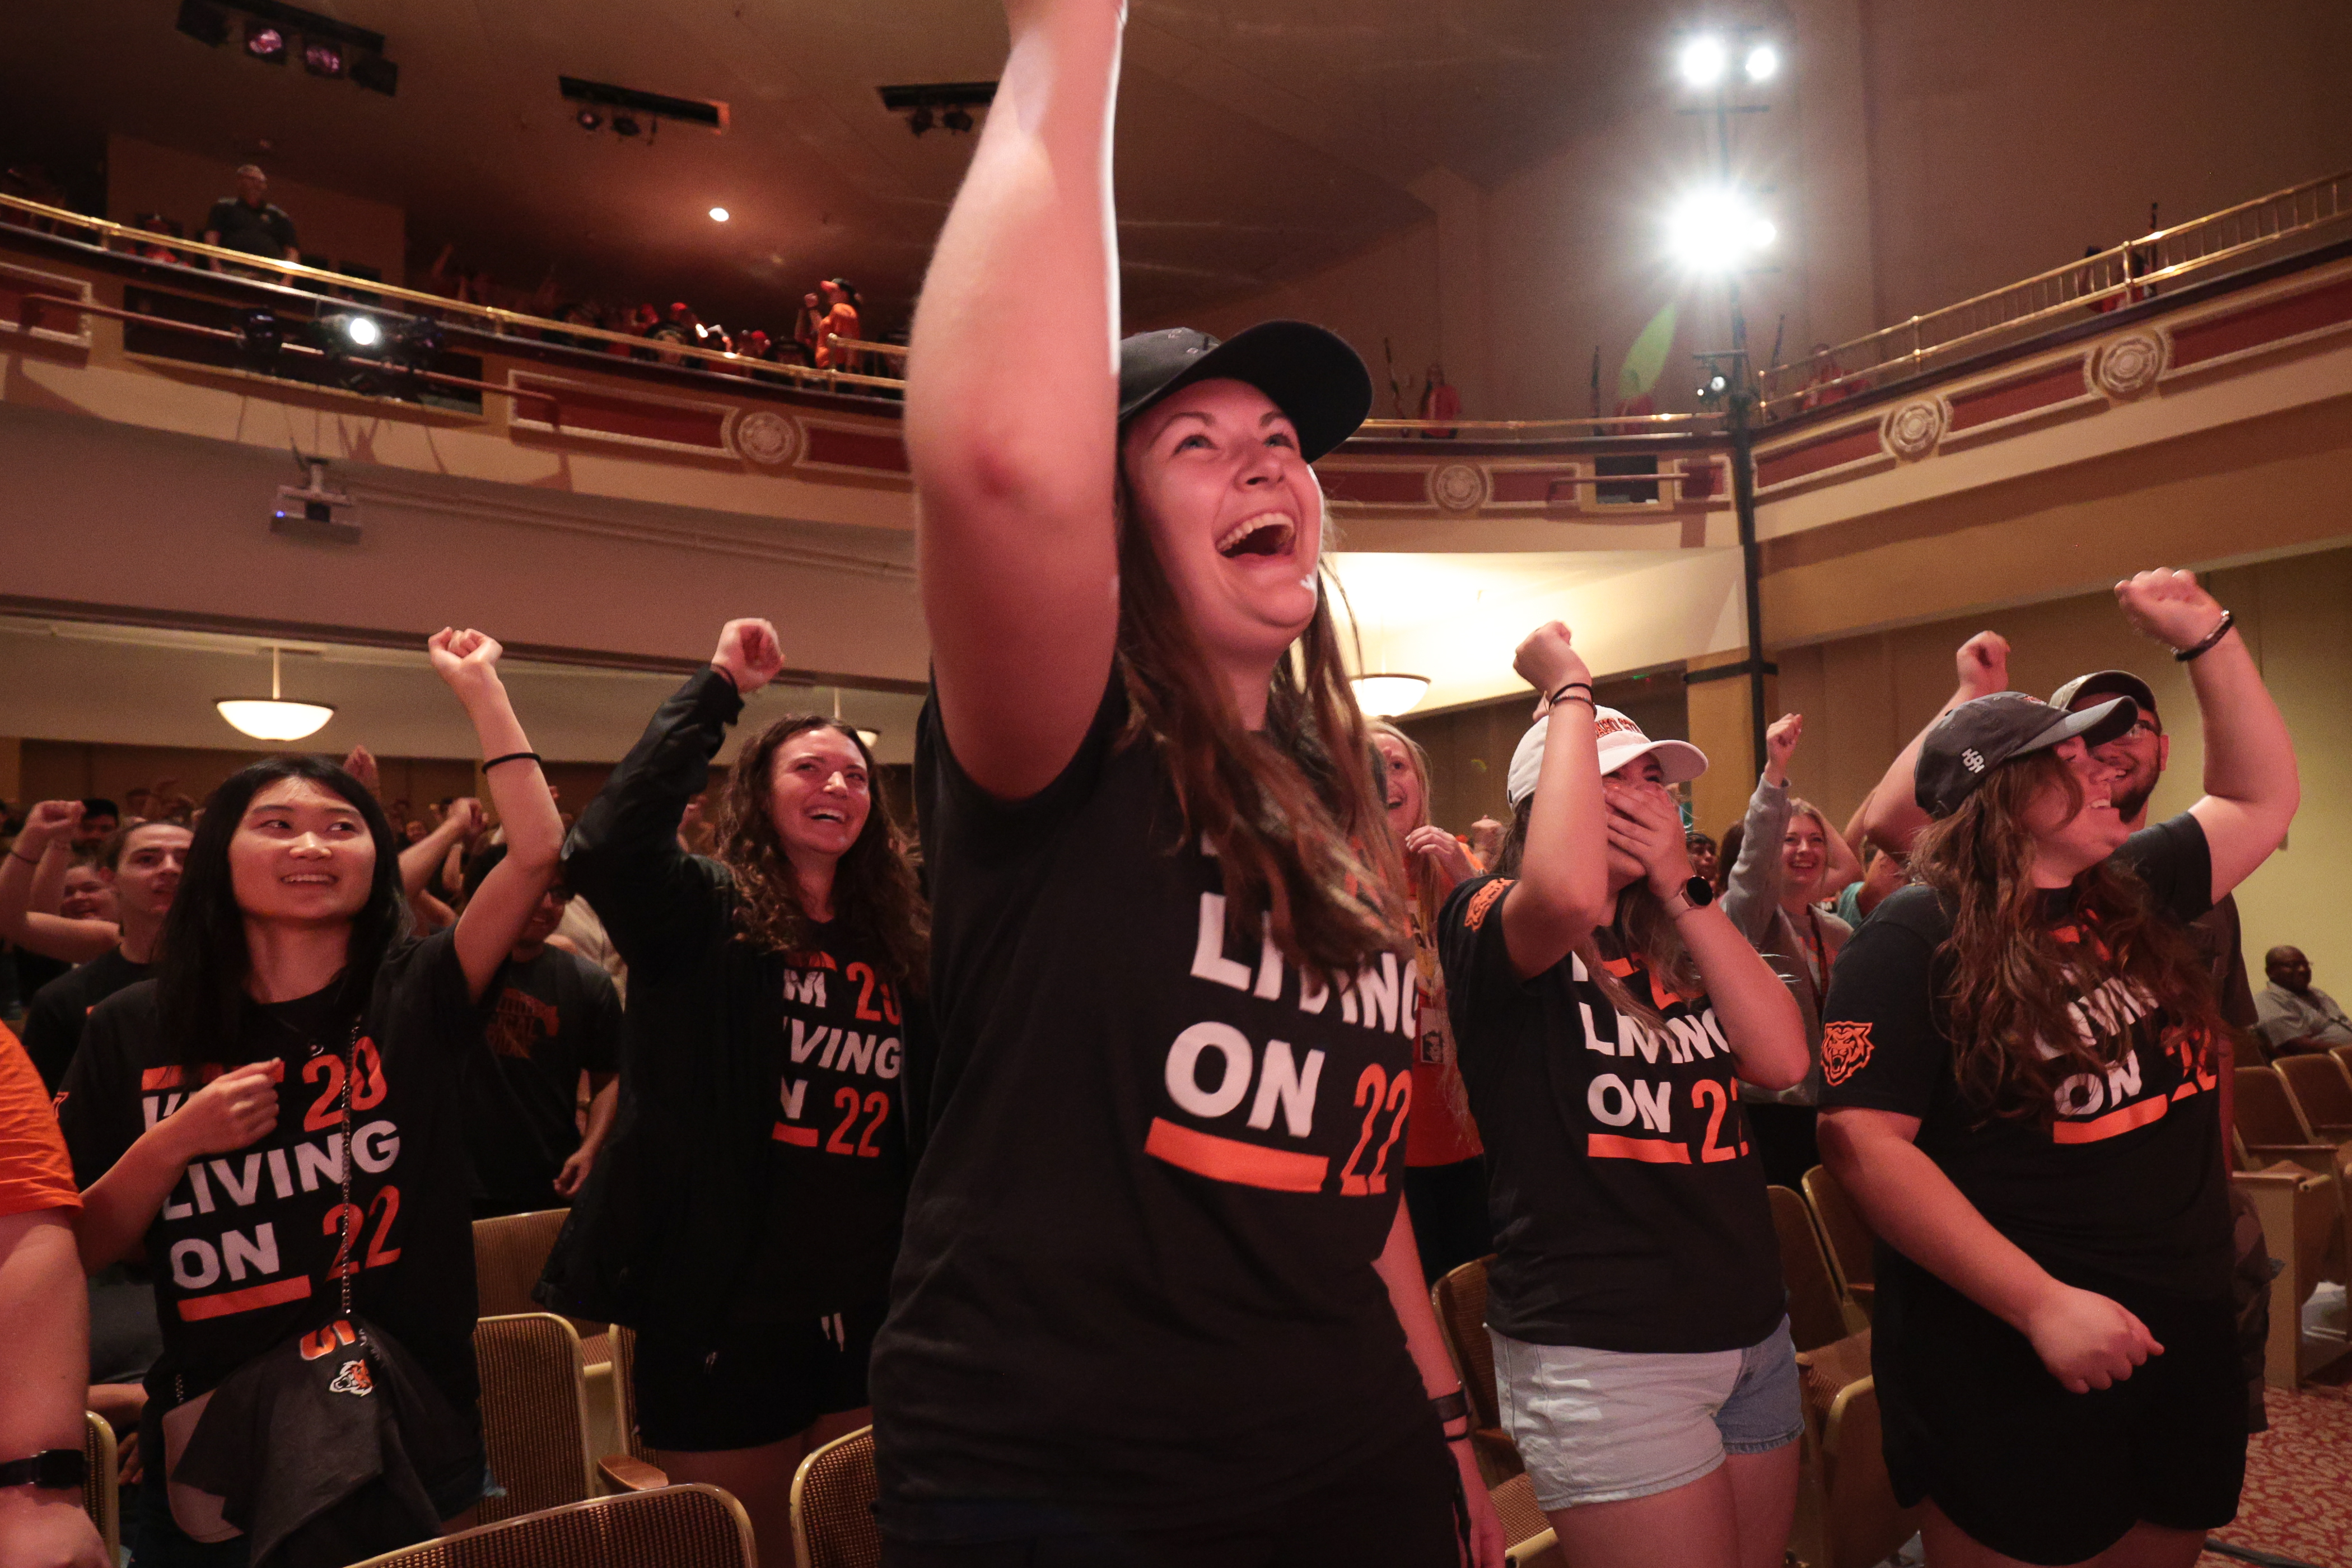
left=1429, top=461, right=1490, bottom=512
left=2093, top=329, right=2167, bottom=399
left=729, top=409, right=802, bottom=467
left=1882, top=398, right=1946, bottom=461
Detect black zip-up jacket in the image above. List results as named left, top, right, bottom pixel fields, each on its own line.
left=536, top=668, right=913, bottom=1336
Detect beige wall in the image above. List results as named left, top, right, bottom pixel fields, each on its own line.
left=1775, top=548, right=2352, bottom=989
left=1163, top=0, right=2352, bottom=423
left=107, top=133, right=407, bottom=284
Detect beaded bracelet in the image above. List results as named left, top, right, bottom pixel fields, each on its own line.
left=2173, top=610, right=2234, bottom=662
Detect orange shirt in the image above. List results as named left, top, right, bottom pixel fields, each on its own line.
left=815, top=303, right=861, bottom=369
left=1406, top=932, right=1484, bottom=1167
left=0, top=1021, right=78, bottom=1217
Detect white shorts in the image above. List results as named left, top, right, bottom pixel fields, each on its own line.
left=1490, top=1317, right=1802, bottom=1510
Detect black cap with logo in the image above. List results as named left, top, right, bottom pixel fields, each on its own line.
left=1914, top=691, right=2139, bottom=819
left=1117, top=322, right=1373, bottom=462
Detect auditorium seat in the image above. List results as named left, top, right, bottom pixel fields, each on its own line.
left=474, top=1313, right=664, bottom=1525
left=2233, top=1161, right=2343, bottom=1388
left=81, top=1410, right=118, bottom=1565
left=1770, top=1184, right=1863, bottom=1351
left=1802, top=1165, right=1877, bottom=1318
left=1430, top=1257, right=1523, bottom=1485
left=2234, top=1067, right=2352, bottom=1184
left=342, top=1483, right=754, bottom=1568
left=789, top=1426, right=879, bottom=1568
left=472, top=1212, right=625, bottom=1463
left=2276, top=1052, right=2352, bottom=1141
left=1490, top=1471, right=1565, bottom=1566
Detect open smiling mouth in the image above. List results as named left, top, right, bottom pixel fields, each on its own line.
left=1216, top=514, right=1296, bottom=558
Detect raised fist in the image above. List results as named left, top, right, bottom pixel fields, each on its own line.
left=2115, top=568, right=2226, bottom=653
left=428, top=628, right=506, bottom=696
left=1765, top=713, right=1803, bottom=783
left=1955, top=631, right=2010, bottom=698
left=19, top=799, right=83, bottom=851
left=1513, top=621, right=1590, bottom=707
left=711, top=619, right=786, bottom=696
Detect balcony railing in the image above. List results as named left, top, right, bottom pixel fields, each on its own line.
left=1757, top=167, right=2352, bottom=416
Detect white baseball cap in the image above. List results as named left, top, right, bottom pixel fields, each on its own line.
left=1506, top=707, right=1710, bottom=808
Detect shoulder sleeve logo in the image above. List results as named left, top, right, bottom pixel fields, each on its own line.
left=1463, top=878, right=1514, bottom=931
left=1821, top=1020, right=1874, bottom=1086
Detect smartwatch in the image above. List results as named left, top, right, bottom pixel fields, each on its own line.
left=1679, top=876, right=1716, bottom=911
left=0, top=1449, right=87, bottom=1490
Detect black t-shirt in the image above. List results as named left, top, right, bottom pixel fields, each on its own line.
left=204, top=197, right=298, bottom=258
left=726, top=921, right=911, bottom=1325
left=872, top=680, right=1428, bottom=1539
left=58, top=931, right=486, bottom=1421
left=467, top=946, right=623, bottom=1215
left=1438, top=875, right=1786, bottom=1354
left=23, top=948, right=149, bottom=1091
left=1818, top=813, right=2230, bottom=1298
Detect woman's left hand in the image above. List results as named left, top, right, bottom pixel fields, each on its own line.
left=428, top=627, right=505, bottom=696
left=2115, top=567, right=2224, bottom=651
left=1606, top=781, right=1696, bottom=898
left=1404, top=825, right=1478, bottom=895
left=1449, top=1439, right=1509, bottom=1567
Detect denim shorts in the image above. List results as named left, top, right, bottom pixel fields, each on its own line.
left=1490, top=1316, right=1802, bottom=1510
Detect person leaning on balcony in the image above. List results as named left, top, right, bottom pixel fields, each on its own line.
left=200, top=164, right=299, bottom=270
left=813, top=278, right=862, bottom=372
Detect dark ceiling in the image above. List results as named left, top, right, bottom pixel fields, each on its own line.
left=1, top=0, right=1665, bottom=336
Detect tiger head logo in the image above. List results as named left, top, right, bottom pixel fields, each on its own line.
left=1821, top=1021, right=1874, bottom=1086
left=328, top=1359, right=375, bottom=1398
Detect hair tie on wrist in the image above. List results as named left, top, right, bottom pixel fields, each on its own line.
left=482, top=750, right=542, bottom=773
left=8, top=849, right=41, bottom=867
left=2173, top=609, right=2234, bottom=662
left=1547, top=680, right=1594, bottom=708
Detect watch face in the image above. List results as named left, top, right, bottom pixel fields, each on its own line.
left=1684, top=875, right=1716, bottom=908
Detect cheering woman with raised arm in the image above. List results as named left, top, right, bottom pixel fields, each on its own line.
left=540, top=616, right=926, bottom=1566
left=59, top=629, right=563, bottom=1567
left=1817, top=570, right=2298, bottom=1568
left=876, top=2, right=1505, bottom=1562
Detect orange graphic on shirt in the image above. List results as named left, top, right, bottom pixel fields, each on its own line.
left=1821, top=1021, right=1874, bottom=1085
left=487, top=988, right=561, bottom=1060
left=1463, top=879, right=1514, bottom=931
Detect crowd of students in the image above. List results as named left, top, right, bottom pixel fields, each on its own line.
left=0, top=7, right=2314, bottom=1568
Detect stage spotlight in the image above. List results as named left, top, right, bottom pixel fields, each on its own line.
left=244, top=21, right=286, bottom=61
left=576, top=108, right=603, bottom=130
left=394, top=316, right=444, bottom=372
left=240, top=308, right=285, bottom=359
left=612, top=113, right=641, bottom=138
left=1666, top=186, right=1774, bottom=273
left=709, top=206, right=730, bottom=222
left=1677, top=34, right=1728, bottom=88
left=351, top=53, right=398, bottom=96
left=318, top=312, right=385, bottom=353
left=175, top=0, right=230, bottom=46
left=1744, top=43, right=1779, bottom=81
left=942, top=105, right=973, bottom=133
left=302, top=38, right=347, bottom=77
left=908, top=104, right=934, bottom=137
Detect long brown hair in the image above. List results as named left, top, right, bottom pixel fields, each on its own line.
left=1114, top=473, right=1407, bottom=980
left=1369, top=719, right=1443, bottom=939
left=1908, top=749, right=2220, bottom=1118
left=1495, top=799, right=1700, bottom=1032
left=714, top=716, right=929, bottom=993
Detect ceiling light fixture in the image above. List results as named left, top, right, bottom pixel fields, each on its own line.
left=1350, top=674, right=1432, bottom=717
left=575, top=108, right=603, bottom=131
left=941, top=106, right=973, bottom=134
left=1744, top=43, right=1780, bottom=81
left=301, top=37, right=346, bottom=77
left=217, top=647, right=335, bottom=741
left=612, top=113, right=641, bottom=138
left=708, top=206, right=730, bottom=222
left=1665, top=186, right=1775, bottom=273
left=907, top=104, right=934, bottom=137
left=1677, top=34, right=1728, bottom=88
left=175, top=0, right=231, bottom=46
left=244, top=20, right=285, bottom=60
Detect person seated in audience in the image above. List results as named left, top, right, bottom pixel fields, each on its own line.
left=0, top=1021, right=109, bottom=1568
left=2253, top=945, right=2352, bottom=1057
left=1374, top=720, right=1491, bottom=1286
left=200, top=164, right=300, bottom=270
left=1440, top=624, right=1808, bottom=1568
left=6, top=808, right=192, bottom=1090
left=1820, top=569, right=2293, bottom=1568
left=455, top=843, right=622, bottom=1216
left=1721, top=713, right=1856, bottom=1189
left=1684, top=829, right=1719, bottom=885
left=540, top=616, right=927, bottom=1565
left=880, top=6, right=1507, bottom=1552
left=60, top=627, right=562, bottom=1567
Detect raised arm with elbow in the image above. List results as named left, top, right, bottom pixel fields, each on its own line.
left=0, top=801, right=119, bottom=964
left=2112, top=570, right=2298, bottom=898
left=398, top=803, right=477, bottom=903
left=908, top=0, right=1125, bottom=799
left=1498, top=623, right=1610, bottom=978
left=428, top=629, right=563, bottom=999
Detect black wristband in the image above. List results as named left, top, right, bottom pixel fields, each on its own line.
left=2173, top=609, right=2234, bottom=662
left=1429, top=1389, right=1471, bottom=1426
left=0, top=1449, right=85, bottom=1490
left=481, top=750, right=542, bottom=773
left=1547, top=681, right=1594, bottom=708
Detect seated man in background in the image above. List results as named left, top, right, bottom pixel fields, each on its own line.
left=0, top=1021, right=108, bottom=1568
left=461, top=844, right=623, bottom=1217
left=2255, top=945, right=2352, bottom=1057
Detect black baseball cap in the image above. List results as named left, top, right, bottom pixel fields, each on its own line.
left=1118, top=322, right=1373, bottom=462
left=2049, top=669, right=2159, bottom=726
left=1914, top=691, right=2139, bottom=818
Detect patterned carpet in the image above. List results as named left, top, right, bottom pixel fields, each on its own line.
left=2197, top=1379, right=2352, bottom=1568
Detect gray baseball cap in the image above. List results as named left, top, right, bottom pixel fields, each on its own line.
left=1915, top=692, right=2138, bottom=818
left=2050, top=669, right=2158, bottom=726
